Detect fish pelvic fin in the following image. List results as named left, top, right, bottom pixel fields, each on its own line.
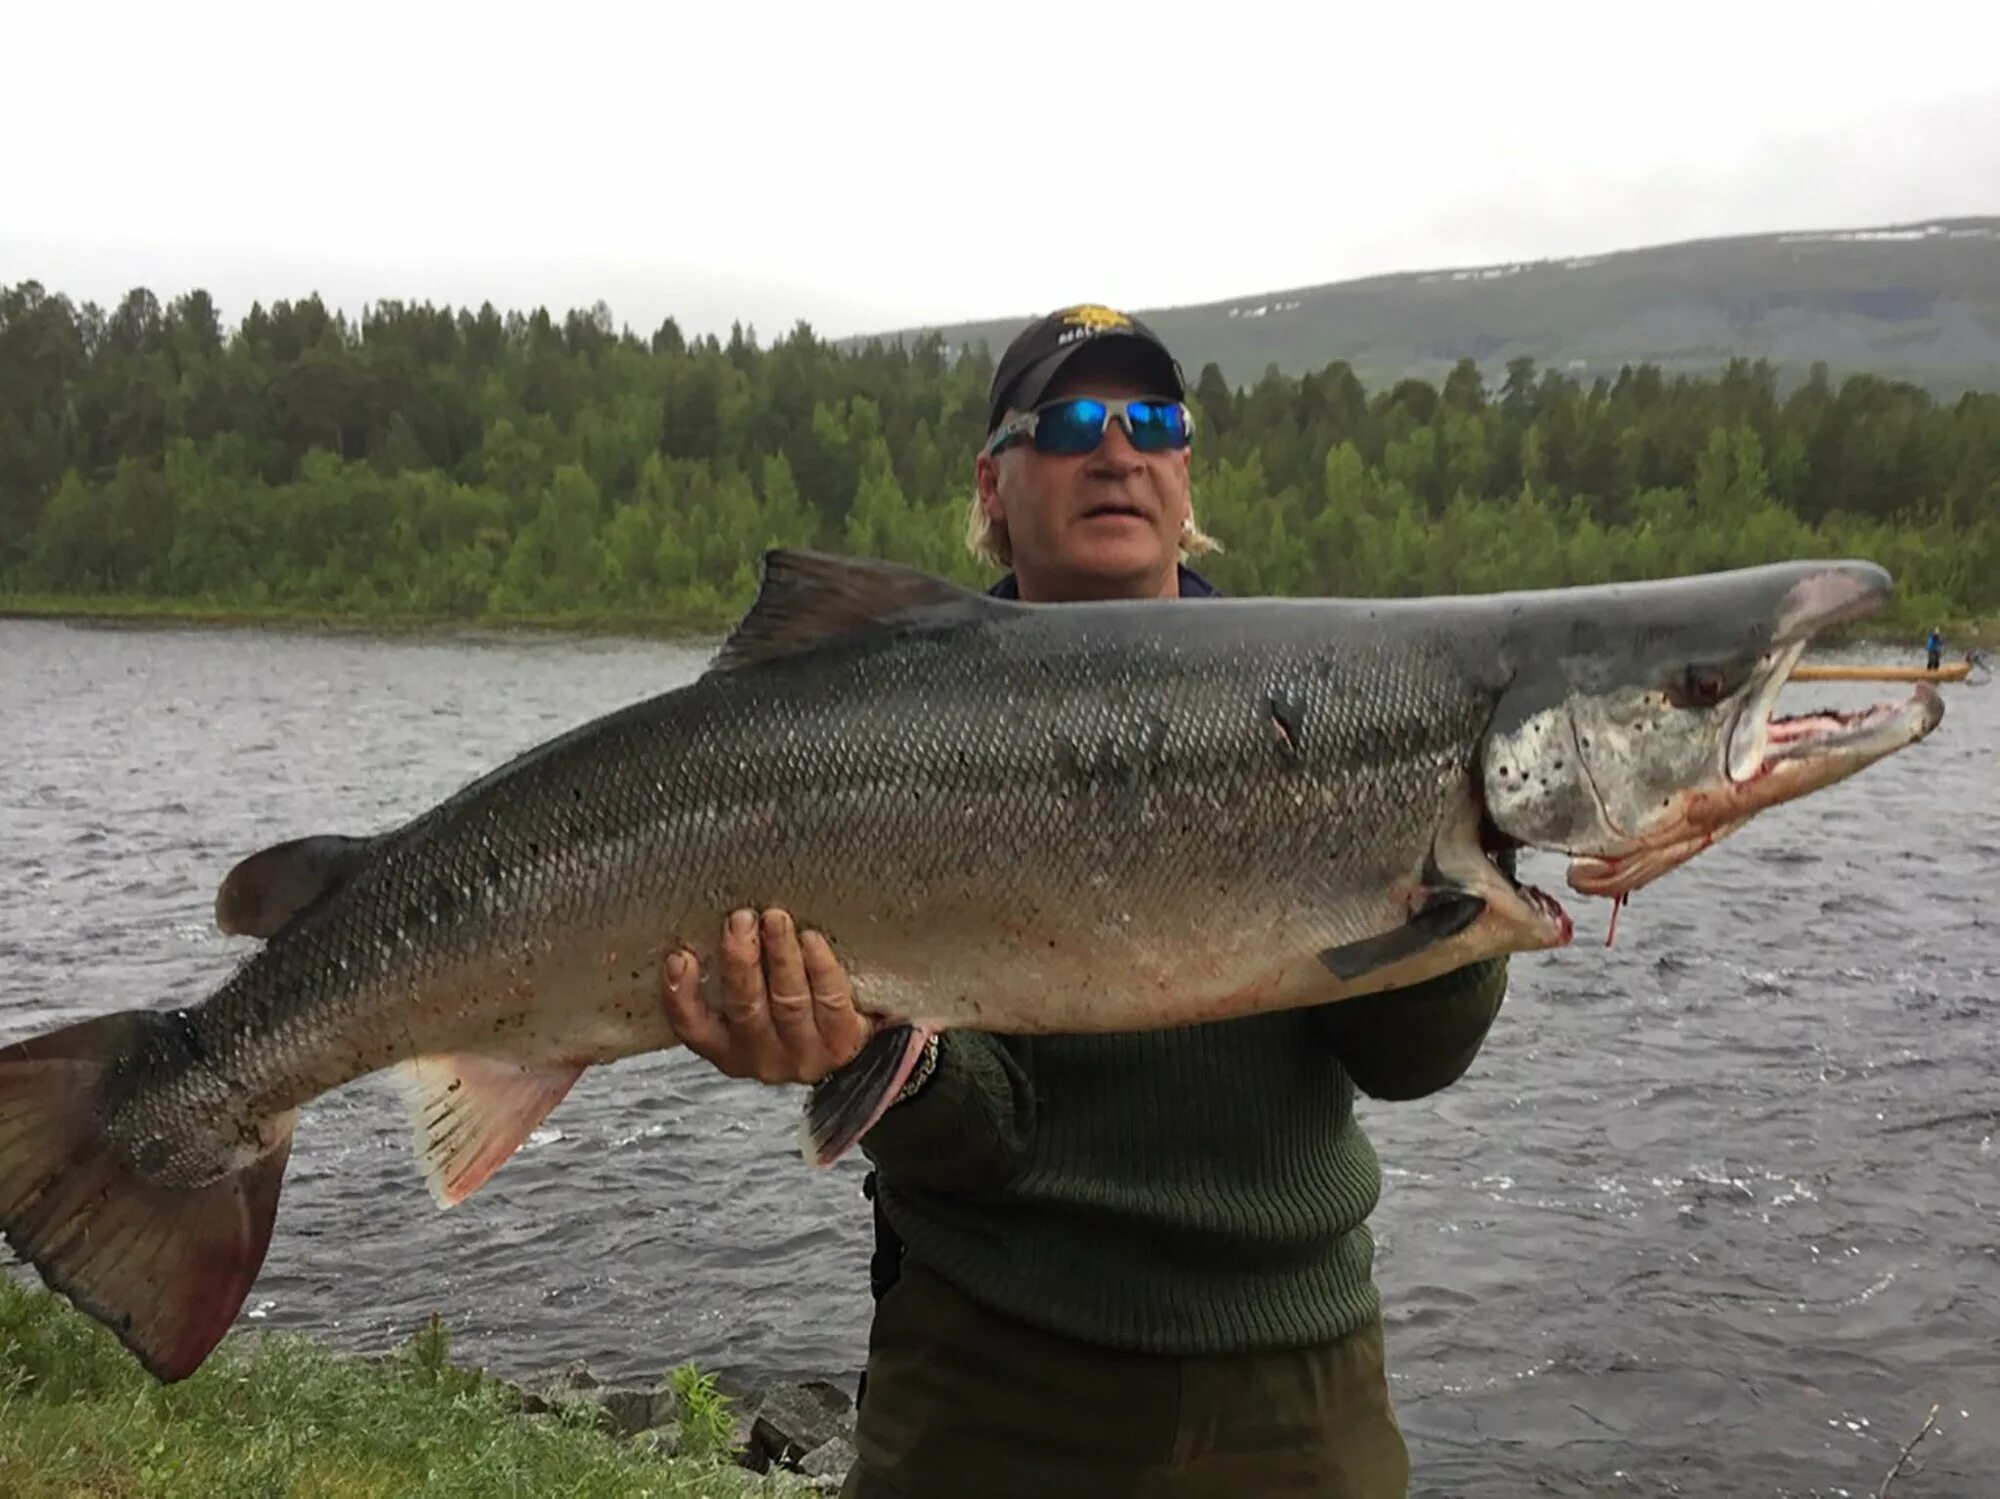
left=798, top=1023, right=931, bottom=1168
left=710, top=550, right=1007, bottom=674
left=0, top=1011, right=294, bottom=1383
left=391, top=1054, right=585, bottom=1208
left=1317, top=890, right=1488, bottom=982
left=215, top=834, right=377, bottom=939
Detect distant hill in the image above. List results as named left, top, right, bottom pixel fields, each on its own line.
left=858, top=218, right=2000, bottom=396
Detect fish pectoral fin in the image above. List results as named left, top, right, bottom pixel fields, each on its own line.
left=1317, top=890, right=1488, bottom=982
left=709, top=550, right=1008, bottom=673
left=392, top=1054, right=586, bottom=1208
left=215, top=834, right=377, bottom=939
left=798, top=1024, right=932, bottom=1168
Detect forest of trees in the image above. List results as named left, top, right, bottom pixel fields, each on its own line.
left=2, top=281, right=1996, bottom=634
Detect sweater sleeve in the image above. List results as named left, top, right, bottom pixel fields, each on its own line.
left=857, top=1030, right=1036, bottom=1191
left=1314, top=957, right=1509, bottom=1102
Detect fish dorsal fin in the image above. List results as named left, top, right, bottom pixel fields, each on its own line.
left=709, top=549, right=1003, bottom=673
left=391, top=1053, right=586, bottom=1207
left=215, top=834, right=377, bottom=939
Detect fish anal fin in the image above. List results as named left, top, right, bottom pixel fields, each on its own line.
left=216, top=834, right=377, bottom=939
left=798, top=1024, right=931, bottom=1167
left=710, top=550, right=1004, bottom=673
left=0, top=1010, right=294, bottom=1383
left=393, top=1054, right=585, bottom=1207
left=1318, top=890, right=1487, bottom=982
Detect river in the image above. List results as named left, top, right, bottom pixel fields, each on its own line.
left=1, top=618, right=1993, bottom=1496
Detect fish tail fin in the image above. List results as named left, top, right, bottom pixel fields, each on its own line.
left=0, top=1011, right=294, bottom=1382
left=798, top=1023, right=931, bottom=1167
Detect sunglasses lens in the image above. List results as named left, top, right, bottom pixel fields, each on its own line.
left=1124, top=400, right=1190, bottom=452
left=1023, top=398, right=1191, bottom=455
left=1033, top=398, right=1108, bottom=454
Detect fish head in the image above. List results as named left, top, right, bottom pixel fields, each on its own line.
left=1478, top=560, right=1944, bottom=900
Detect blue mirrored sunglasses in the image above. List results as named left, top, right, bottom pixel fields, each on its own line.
left=983, top=396, right=1194, bottom=459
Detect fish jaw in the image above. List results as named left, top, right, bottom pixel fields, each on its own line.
left=1422, top=785, right=1578, bottom=968
left=1567, top=682, right=1943, bottom=898
left=1308, top=875, right=1575, bottom=1002
left=1290, top=793, right=1577, bottom=1006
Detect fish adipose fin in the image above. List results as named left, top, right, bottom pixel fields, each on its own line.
left=0, top=1011, right=294, bottom=1382
left=1317, top=891, right=1488, bottom=981
left=710, top=550, right=1007, bottom=673
left=798, top=1024, right=931, bottom=1168
left=392, top=1054, right=586, bottom=1208
left=215, top=834, right=377, bottom=939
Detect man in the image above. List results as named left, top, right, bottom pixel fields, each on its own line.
left=662, top=305, right=1509, bottom=1497
left=1927, top=625, right=1943, bottom=672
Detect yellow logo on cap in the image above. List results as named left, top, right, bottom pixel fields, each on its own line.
left=1060, top=304, right=1132, bottom=332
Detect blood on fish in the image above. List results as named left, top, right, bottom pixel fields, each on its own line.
left=1605, top=893, right=1627, bottom=947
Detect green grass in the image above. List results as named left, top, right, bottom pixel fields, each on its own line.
left=0, top=1277, right=810, bottom=1499
left=4, top=590, right=1992, bottom=652
left=0, top=592, right=741, bottom=641
left=665, top=1363, right=738, bottom=1463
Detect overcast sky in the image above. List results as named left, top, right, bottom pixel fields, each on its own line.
left=6, top=1, right=1998, bottom=341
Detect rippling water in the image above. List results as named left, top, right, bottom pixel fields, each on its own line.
left=2, top=618, right=1994, bottom=1496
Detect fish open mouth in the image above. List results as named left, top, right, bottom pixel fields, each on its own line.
left=1717, top=635, right=1942, bottom=784
left=1567, top=674, right=1943, bottom=901
left=1749, top=692, right=1941, bottom=767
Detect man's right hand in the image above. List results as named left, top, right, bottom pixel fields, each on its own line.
left=661, top=907, right=874, bottom=1085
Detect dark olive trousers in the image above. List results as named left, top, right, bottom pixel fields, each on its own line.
left=840, top=1263, right=1410, bottom=1499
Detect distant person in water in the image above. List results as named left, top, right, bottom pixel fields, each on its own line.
left=1926, top=626, right=1943, bottom=672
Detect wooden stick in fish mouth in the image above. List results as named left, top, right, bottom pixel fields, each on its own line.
left=1563, top=682, right=1942, bottom=901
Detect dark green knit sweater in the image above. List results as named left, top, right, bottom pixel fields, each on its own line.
left=859, top=959, right=1508, bottom=1355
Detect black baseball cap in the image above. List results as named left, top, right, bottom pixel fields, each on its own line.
left=985, top=304, right=1186, bottom=434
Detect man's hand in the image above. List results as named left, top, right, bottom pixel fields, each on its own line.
left=662, top=907, right=873, bottom=1084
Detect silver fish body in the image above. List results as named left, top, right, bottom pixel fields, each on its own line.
left=0, top=550, right=1944, bottom=1381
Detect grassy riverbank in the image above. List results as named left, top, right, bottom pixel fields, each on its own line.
left=0, top=592, right=737, bottom=641
left=5, top=590, right=1995, bottom=653
left=0, top=1277, right=811, bottom=1499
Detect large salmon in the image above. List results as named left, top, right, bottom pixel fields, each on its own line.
left=0, top=551, right=1943, bottom=1380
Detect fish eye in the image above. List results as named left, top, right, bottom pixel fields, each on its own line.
left=1664, top=662, right=1740, bottom=709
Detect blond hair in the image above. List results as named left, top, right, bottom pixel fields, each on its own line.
left=962, top=492, right=1223, bottom=570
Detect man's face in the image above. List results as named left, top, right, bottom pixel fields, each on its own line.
left=975, top=354, right=1193, bottom=603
